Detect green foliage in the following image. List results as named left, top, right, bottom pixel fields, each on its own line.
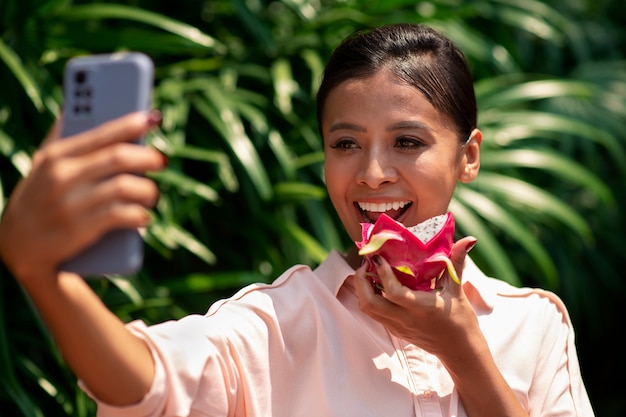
left=1, top=0, right=624, bottom=415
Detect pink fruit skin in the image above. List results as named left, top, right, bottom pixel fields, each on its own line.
left=356, top=213, right=455, bottom=291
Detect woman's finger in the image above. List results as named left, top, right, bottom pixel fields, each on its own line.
left=50, top=142, right=166, bottom=191
left=18, top=174, right=159, bottom=276
left=38, top=111, right=161, bottom=163
left=354, top=262, right=399, bottom=317
left=69, top=173, right=161, bottom=215
left=68, top=202, right=152, bottom=251
left=30, top=141, right=166, bottom=226
left=439, top=236, right=477, bottom=297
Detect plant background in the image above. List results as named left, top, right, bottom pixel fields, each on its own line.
left=0, top=0, right=624, bottom=415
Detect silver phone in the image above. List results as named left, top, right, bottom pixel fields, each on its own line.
left=60, top=52, right=154, bottom=277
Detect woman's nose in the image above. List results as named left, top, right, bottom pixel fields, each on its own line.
left=356, top=154, right=399, bottom=189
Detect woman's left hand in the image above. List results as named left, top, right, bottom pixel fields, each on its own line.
left=353, top=235, right=479, bottom=360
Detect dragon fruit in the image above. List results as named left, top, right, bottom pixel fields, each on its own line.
left=356, top=212, right=459, bottom=291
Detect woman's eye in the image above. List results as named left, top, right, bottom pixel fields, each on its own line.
left=395, top=136, right=424, bottom=149
left=329, top=138, right=358, bottom=150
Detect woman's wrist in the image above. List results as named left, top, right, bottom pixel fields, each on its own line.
left=441, top=331, right=528, bottom=416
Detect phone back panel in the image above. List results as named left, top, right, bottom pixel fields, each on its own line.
left=62, top=53, right=153, bottom=137
left=60, top=53, right=154, bottom=277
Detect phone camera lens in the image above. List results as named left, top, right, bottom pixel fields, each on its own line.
left=75, top=70, right=87, bottom=84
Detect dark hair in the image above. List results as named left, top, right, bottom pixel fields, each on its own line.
left=316, top=23, right=477, bottom=142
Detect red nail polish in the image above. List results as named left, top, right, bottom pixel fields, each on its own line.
left=147, top=110, right=162, bottom=127
left=465, top=237, right=478, bottom=253
left=160, top=151, right=169, bottom=167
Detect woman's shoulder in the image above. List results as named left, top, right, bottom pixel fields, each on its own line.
left=464, top=257, right=573, bottom=326
left=206, top=251, right=352, bottom=317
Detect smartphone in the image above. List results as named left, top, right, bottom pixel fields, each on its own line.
left=59, top=52, right=154, bottom=277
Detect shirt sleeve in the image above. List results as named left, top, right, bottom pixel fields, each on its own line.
left=83, top=315, right=239, bottom=417
left=81, top=265, right=314, bottom=417
left=527, top=289, right=595, bottom=417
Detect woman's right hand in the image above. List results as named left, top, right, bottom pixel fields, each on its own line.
left=0, top=111, right=166, bottom=286
left=0, top=111, right=165, bottom=405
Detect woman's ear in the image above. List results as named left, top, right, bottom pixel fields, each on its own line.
left=459, top=128, right=482, bottom=183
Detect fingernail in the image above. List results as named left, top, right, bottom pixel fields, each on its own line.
left=465, top=237, right=478, bottom=253
left=147, top=110, right=162, bottom=127
left=160, top=151, right=169, bottom=167
left=372, top=255, right=382, bottom=266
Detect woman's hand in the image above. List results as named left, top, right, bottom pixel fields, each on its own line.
left=354, top=236, right=528, bottom=416
left=354, top=235, right=479, bottom=358
left=0, top=111, right=166, bottom=285
left=0, top=111, right=166, bottom=405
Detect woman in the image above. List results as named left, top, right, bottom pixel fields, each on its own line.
left=0, top=23, right=593, bottom=416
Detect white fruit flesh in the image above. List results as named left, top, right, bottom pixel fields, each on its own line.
left=407, top=214, right=447, bottom=243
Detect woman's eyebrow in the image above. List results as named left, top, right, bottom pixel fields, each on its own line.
left=328, top=121, right=434, bottom=133
left=387, top=121, right=433, bottom=131
left=328, top=122, right=366, bottom=132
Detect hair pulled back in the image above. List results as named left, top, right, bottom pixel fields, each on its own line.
left=316, top=23, right=477, bottom=141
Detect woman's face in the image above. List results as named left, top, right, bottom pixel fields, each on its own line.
left=322, top=69, right=481, bottom=242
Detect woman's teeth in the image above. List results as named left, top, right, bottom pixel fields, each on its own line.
left=357, top=201, right=411, bottom=222
left=358, top=201, right=410, bottom=213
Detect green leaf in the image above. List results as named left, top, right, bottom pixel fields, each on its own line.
left=149, top=222, right=216, bottom=265
left=271, top=58, right=297, bottom=115
left=479, top=111, right=626, bottom=174
left=430, top=20, right=519, bottom=73
left=105, top=276, right=144, bottom=305
left=0, top=279, right=45, bottom=417
left=58, top=4, right=226, bottom=53
left=273, top=181, right=327, bottom=202
left=167, top=144, right=239, bottom=193
left=158, top=271, right=268, bottom=295
left=455, top=187, right=559, bottom=288
left=0, top=129, right=33, bottom=177
left=301, top=49, right=325, bottom=96
left=478, top=79, right=596, bottom=108
left=294, top=150, right=325, bottom=170
left=192, top=94, right=273, bottom=201
left=480, top=148, right=614, bottom=204
left=279, top=219, right=329, bottom=263
left=148, top=169, right=221, bottom=203
left=231, top=0, right=276, bottom=54
left=268, top=130, right=297, bottom=180
left=472, top=173, right=593, bottom=242
left=0, top=38, right=45, bottom=112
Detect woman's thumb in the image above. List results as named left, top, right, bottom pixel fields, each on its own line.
left=448, top=236, right=477, bottom=284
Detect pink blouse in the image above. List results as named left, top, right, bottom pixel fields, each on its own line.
left=86, top=251, right=594, bottom=416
